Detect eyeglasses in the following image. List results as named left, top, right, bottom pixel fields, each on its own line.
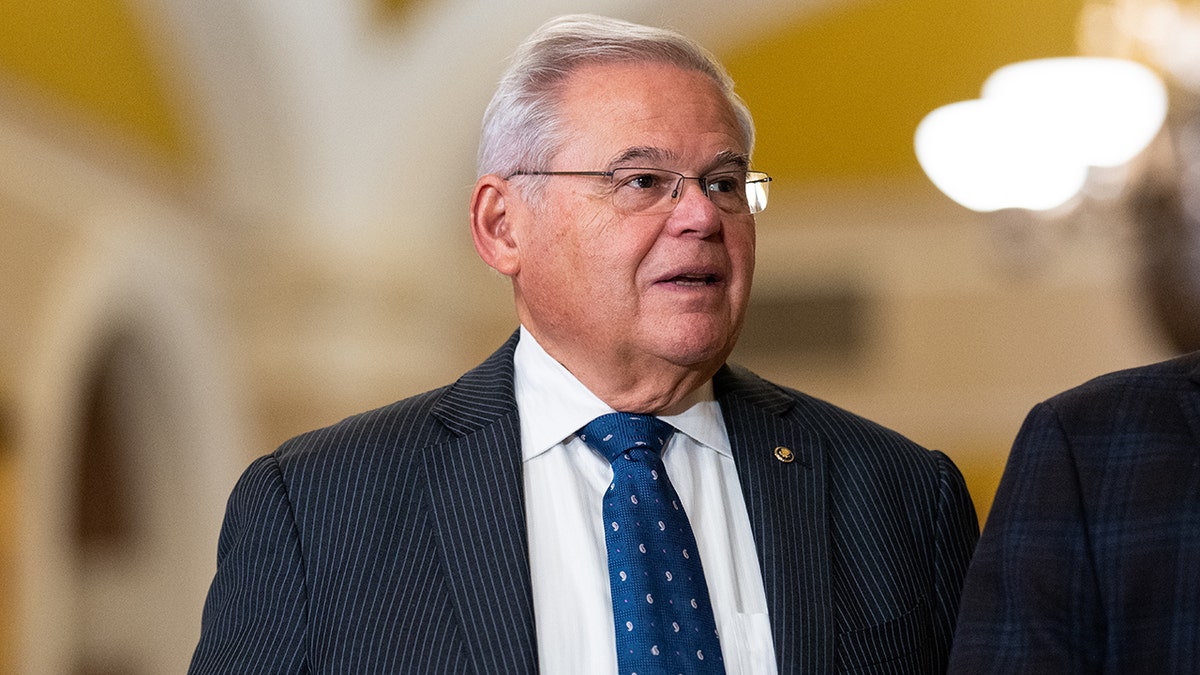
left=507, top=167, right=772, bottom=215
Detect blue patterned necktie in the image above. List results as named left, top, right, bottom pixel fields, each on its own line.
left=579, top=412, right=725, bottom=675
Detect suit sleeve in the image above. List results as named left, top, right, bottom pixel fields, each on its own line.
left=189, top=454, right=310, bottom=674
left=931, top=450, right=980, bottom=672
left=947, top=401, right=1104, bottom=674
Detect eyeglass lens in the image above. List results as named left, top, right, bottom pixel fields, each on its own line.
left=609, top=168, right=769, bottom=215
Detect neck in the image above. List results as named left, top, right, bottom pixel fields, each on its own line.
left=524, top=329, right=722, bottom=415
left=581, top=366, right=710, bottom=415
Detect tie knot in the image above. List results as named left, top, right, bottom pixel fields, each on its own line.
left=578, top=412, right=674, bottom=464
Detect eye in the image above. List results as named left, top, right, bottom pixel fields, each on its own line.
left=616, top=170, right=669, bottom=191
left=705, top=172, right=743, bottom=194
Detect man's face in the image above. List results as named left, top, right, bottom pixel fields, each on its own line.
left=509, top=60, right=756, bottom=387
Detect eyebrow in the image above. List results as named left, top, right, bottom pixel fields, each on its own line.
left=710, top=150, right=751, bottom=172
left=607, top=146, right=674, bottom=168
left=605, top=147, right=750, bottom=173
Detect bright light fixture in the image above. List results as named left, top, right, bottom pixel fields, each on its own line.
left=915, top=57, right=1168, bottom=212
left=915, top=99, right=1090, bottom=212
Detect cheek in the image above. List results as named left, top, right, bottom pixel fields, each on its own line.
left=526, top=195, right=657, bottom=295
left=517, top=208, right=610, bottom=316
left=729, top=221, right=757, bottom=276
left=565, top=215, right=651, bottom=279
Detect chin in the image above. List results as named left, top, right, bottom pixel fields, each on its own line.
left=644, top=313, right=742, bottom=367
left=657, top=331, right=735, bottom=369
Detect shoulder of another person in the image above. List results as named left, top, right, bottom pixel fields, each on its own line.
left=1037, top=353, right=1198, bottom=434
left=1053, top=352, right=1199, bottom=404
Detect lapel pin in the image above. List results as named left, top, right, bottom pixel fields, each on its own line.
left=773, top=446, right=795, bottom=463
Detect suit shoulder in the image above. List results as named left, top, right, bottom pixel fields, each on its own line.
left=257, top=334, right=520, bottom=485
left=1038, top=352, right=1199, bottom=433
left=270, top=384, right=455, bottom=471
left=721, top=363, right=938, bottom=467
left=1057, top=351, right=1197, bottom=398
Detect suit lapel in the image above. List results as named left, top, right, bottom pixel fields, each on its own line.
left=423, top=332, right=539, bottom=673
left=716, top=364, right=834, bottom=673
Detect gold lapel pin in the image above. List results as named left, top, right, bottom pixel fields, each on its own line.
left=773, top=446, right=795, bottom=463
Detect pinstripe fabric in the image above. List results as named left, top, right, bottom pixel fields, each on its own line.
left=717, top=364, right=978, bottom=673
left=191, top=332, right=978, bottom=673
left=949, top=352, right=1200, bottom=674
left=191, top=334, right=536, bottom=674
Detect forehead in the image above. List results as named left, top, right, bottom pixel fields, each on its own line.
left=552, top=61, right=747, bottom=168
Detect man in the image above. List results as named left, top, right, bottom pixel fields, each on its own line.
left=191, top=14, right=978, bottom=674
left=950, top=352, right=1200, bottom=673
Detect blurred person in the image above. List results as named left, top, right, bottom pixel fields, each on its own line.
left=950, top=352, right=1200, bottom=673
left=190, top=14, right=978, bottom=674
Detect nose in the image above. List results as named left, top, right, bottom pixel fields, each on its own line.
left=665, top=176, right=723, bottom=238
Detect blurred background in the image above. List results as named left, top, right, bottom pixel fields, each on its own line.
left=2, top=0, right=1197, bottom=672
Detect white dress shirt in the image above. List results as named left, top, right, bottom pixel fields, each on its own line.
left=515, top=327, right=778, bottom=674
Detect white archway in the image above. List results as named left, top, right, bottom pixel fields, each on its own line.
left=18, top=219, right=244, bottom=674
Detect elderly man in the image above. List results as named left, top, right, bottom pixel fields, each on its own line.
left=191, top=14, right=978, bottom=674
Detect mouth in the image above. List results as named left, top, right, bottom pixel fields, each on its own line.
left=661, top=271, right=723, bottom=287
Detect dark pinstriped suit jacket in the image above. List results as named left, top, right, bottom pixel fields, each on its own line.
left=949, top=352, right=1200, bottom=673
left=190, top=332, right=978, bottom=673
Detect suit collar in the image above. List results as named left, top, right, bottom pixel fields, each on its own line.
left=715, top=362, right=792, bottom=410
left=422, top=330, right=539, bottom=672
left=432, top=330, right=521, bottom=436
left=715, top=363, right=809, bottom=465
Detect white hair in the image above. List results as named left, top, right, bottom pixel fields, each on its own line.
left=476, top=14, right=756, bottom=179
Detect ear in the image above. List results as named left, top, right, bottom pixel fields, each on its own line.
left=470, top=174, right=522, bottom=276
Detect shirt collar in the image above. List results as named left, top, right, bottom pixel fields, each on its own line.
left=513, top=326, right=731, bottom=462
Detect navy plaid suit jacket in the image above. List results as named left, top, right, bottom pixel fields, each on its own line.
left=190, top=332, right=978, bottom=673
left=950, top=351, right=1200, bottom=673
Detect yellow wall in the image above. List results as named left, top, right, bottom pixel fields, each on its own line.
left=726, top=0, right=1088, bottom=181
left=0, top=0, right=190, bottom=163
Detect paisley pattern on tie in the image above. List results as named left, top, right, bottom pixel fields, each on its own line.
left=579, top=412, right=725, bottom=675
